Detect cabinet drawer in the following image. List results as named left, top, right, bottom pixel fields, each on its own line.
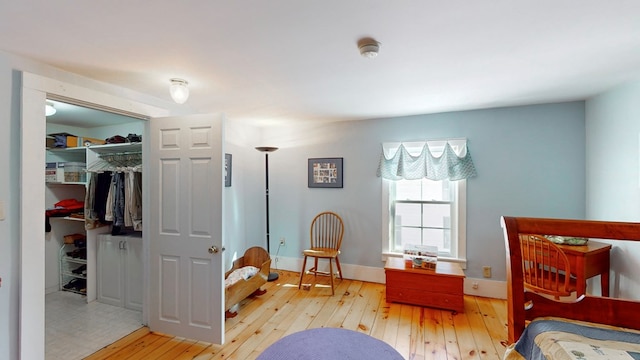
left=386, top=286, right=464, bottom=312
left=385, top=270, right=463, bottom=294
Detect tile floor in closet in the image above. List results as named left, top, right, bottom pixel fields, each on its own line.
left=46, top=291, right=143, bottom=360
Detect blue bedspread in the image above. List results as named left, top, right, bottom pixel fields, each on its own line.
left=505, top=319, right=640, bottom=360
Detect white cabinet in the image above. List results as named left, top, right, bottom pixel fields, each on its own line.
left=97, top=234, right=142, bottom=311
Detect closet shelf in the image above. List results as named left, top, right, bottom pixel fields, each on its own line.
left=46, top=146, right=87, bottom=154
left=47, top=142, right=142, bottom=154
left=88, top=142, right=142, bottom=154
left=46, top=181, right=86, bottom=186
left=63, top=216, right=85, bottom=222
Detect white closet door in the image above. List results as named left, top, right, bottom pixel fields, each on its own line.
left=148, top=114, right=225, bottom=344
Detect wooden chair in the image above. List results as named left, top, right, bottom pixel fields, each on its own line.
left=298, top=211, right=344, bottom=295
left=519, top=234, right=577, bottom=299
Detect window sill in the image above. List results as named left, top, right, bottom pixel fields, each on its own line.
left=381, top=252, right=467, bottom=270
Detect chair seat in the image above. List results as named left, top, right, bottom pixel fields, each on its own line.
left=302, top=248, right=340, bottom=258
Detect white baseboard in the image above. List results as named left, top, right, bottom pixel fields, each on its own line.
left=272, top=255, right=507, bottom=299
left=463, top=278, right=507, bottom=299
left=273, top=256, right=386, bottom=284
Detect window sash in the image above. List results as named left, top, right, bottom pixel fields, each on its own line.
left=382, top=178, right=467, bottom=263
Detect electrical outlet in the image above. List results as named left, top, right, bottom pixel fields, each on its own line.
left=472, top=282, right=479, bottom=289
left=279, top=237, right=285, bottom=246
left=482, top=266, right=492, bottom=278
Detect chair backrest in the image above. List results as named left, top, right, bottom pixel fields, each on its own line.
left=310, top=211, right=344, bottom=250
left=519, top=234, right=573, bottom=297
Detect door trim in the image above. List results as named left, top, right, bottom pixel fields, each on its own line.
left=20, top=72, right=167, bottom=359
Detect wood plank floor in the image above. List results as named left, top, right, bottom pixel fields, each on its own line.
left=85, top=270, right=508, bottom=360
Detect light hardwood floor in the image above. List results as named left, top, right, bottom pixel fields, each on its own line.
left=86, top=270, right=508, bottom=360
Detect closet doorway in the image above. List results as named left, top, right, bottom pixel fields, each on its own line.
left=20, top=72, right=170, bottom=360
left=45, top=99, right=146, bottom=359
left=21, top=72, right=226, bottom=359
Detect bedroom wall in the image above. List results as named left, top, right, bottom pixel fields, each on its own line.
left=0, top=46, right=589, bottom=359
left=261, top=102, right=586, bottom=282
left=223, top=121, right=264, bottom=268
left=585, top=80, right=640, bottom=300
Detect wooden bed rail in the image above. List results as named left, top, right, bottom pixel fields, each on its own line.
left=501, top=216, right=640, bottom=343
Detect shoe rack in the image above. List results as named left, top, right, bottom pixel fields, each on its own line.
left=60, top=243, right=87, bottom=295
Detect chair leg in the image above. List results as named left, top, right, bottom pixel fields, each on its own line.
left=298, top=256, right=308, bottom=289
left=329, top=259, right=334, bottom=295
left=313, top=258, right=319, bottom=277
left=335, top=256, right=343, bottom=280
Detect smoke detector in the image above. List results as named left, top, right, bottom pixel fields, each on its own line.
left=358, top=38, right=380, bottom=59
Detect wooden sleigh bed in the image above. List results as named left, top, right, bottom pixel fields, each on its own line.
left=224, top=246, right=271, bottom=318
left=501, top=216, right=640, bottom=359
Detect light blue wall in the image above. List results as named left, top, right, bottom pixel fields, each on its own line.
left=586, top=81, right=640, bottom=299
left=223, top=122, right=264, bottom=268
left=0, top=47, right=589, bottom=360
left=263, top=102, right=586, bottom=280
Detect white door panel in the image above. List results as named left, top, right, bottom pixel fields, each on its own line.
left=149, top=114, right=225, bottom=344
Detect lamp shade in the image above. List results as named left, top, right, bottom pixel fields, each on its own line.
left=45, top=101, right=56, bottom=116
left=169, top=78, right=189, bottom=104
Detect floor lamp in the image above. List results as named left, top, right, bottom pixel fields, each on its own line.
left=256, top=146, right=279, bottom=281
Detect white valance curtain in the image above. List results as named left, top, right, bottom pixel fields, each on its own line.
left=376, top=139, right=477, bottom=181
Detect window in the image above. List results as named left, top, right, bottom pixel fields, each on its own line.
left=386, top=178, right=466, bottom=260
left=380, top=141, right=468, bottom=262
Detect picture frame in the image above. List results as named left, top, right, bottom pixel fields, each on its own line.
left=225, top=153, right=232, bottom=187
left=308, top=157, right=343, bottom=188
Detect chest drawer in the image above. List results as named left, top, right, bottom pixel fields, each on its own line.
left=385, top=270, right=463, bottom=294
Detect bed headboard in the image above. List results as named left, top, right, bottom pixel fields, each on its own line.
left=501, top=216, right=640, bottom=343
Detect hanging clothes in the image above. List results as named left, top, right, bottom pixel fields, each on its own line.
left=84, top=171, right=112, bottom=229
left=104, top=173, right=115, bottom=222
left=129, top=171, right=143, bottom=231
left=113, top=173, right=124, bottom=226
left=85, top=148, right=143, bottom=233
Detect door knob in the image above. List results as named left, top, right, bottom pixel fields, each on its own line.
left=208, top=246, right=219, bottom=254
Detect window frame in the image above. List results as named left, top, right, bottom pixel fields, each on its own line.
left=380, top=141, right=467, bottom=266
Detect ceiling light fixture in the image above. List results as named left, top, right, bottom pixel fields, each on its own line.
left=45, top=101, right=56, bottom=116
left=169, top=78, right=189, bottom=104
left=358, top=38, right=380, bottom=59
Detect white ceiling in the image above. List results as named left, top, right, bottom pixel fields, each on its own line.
left=3, top=1, right=640, bottom=127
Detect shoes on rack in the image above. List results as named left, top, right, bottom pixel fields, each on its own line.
left=63, top=278, right=86, bottom=292
left=63, top=278, right=80, bottom=290
left=66, top=248, right=87, bottom=259
left=71, top=264, right=87, bottom=275
left=74, top=279, right=86, bottom=292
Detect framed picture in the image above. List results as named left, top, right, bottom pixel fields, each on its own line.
left=225, top=153, right=232, bottom=187
left=308, top=157, right=343, bottom=188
